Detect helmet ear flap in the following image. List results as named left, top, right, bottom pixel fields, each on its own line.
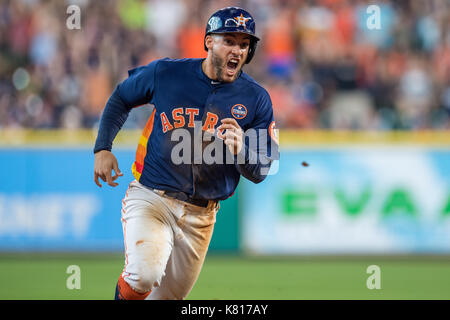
left=245, top=39, right=258, bottom=64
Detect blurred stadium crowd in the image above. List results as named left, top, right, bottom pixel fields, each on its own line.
left=0, top=0, right=449, bottom=130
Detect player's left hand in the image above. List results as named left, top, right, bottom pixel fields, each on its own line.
left=217, top=118, right=243, bottom=155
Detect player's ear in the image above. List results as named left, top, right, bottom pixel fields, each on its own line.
left=205, top=35, right=214, bottom=51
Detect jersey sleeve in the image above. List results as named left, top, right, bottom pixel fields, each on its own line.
left=116, top=59, right=160, bottom=107
left=235, top=90, right=279, bottom=183
left=93, top=59, right=160, bottom=153
left=93, top=86, right=130, bottom=153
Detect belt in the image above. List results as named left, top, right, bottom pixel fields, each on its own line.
left=153, top=189, right=215, bottom=208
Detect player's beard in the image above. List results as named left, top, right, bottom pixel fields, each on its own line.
left=211, top=50, right=240, bottom=83
left=211, top=51, right=225, bottom=82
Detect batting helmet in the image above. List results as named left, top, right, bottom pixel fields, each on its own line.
left=204, top=7, right=260, bottom=64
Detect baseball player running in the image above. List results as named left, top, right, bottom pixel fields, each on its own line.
left=93, top=7, right=278, bottom=300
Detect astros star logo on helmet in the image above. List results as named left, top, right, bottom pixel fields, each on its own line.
left=234, top=13, right=252, bottom=28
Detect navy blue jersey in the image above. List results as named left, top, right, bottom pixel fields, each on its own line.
left=95, top=58, right=278, bottom=200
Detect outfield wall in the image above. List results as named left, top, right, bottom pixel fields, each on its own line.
left=241, top=130, right=450, bottom=255
left=0, top=130, right=449, bottom=254
left=242, top=147, right=450, bottom=254
left=0, top=129, right=239, bottom=252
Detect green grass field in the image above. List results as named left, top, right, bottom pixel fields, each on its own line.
left=0, top=253, right=449, bottom=300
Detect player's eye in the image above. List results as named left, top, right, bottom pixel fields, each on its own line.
left=240, top=42, right=249, bottom=50
left=224, top=38, right=234, bottom=46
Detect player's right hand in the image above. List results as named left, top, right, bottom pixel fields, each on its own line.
left=94, top=150, right=123, bottom=188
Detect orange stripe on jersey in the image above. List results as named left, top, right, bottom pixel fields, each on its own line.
left=135, top=144, right=147, bottom=159
left=134, top=161, right=144, bottom=173
left=132, top=109, right=156, bottom=181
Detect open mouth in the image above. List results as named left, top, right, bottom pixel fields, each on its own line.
left=226, top=58, right=239, bottom=76
left=227, top=61, right=238, bottom=69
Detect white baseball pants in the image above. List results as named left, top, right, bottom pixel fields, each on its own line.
left=120, top=180, right=219, bottom=300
